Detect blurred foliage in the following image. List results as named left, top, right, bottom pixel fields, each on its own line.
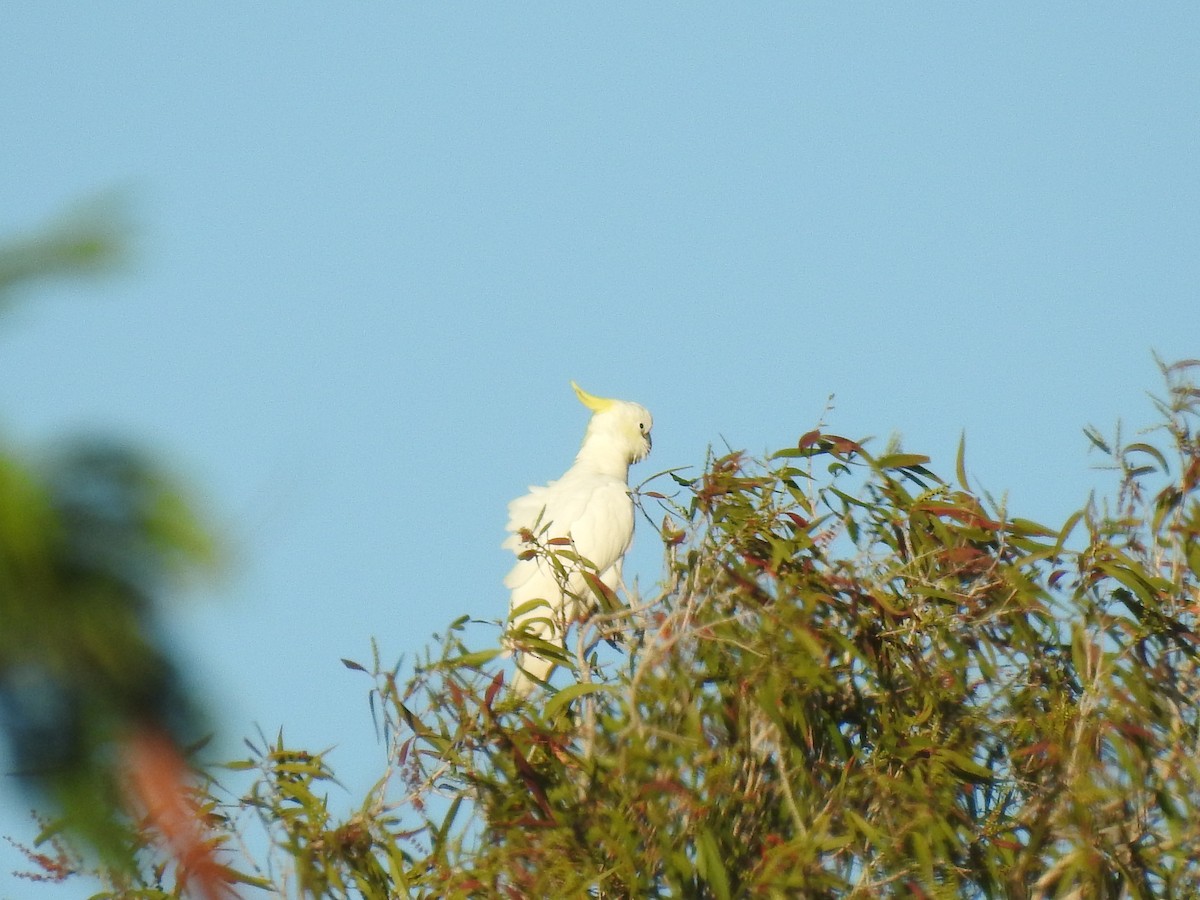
left=0, top=195, right=126, bottom=305
left=0, top=208, right=243, bottom=897
left=2, top=443, right=211, bottom=851
left=25, top=358, right=1200, bottom=899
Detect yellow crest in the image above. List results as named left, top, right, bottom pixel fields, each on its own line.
left=571, top=380, right=616, bottom=413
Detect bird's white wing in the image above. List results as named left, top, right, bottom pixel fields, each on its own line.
left=503, top=473, right=635, bottom=694
left=503, top=473, right=632, bottom=591
left=560, top=478, right=635, bottom=582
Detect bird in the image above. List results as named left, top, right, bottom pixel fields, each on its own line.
left=503, top=381, right=653, bottom=695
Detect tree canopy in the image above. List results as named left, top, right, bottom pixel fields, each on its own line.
left=7, top=210, right=1200, bottom=900
left=11, top=362, right=1199, bottom=898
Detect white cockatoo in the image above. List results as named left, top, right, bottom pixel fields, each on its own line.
left=504, top=381, right=653, bottom=694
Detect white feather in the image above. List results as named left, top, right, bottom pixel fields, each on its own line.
left=504, top=385, right=652, bottom=695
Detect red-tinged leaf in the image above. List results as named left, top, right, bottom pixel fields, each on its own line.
left=742, top=554, right=772, bottom=573
left=546, top=536, right=573, bottom=546
left=123, top=728, right=231, bottom=900
left=1048, top=569, right=1067, bottom=588
left=581, top=569, right=621, bottom=612
left=1011, top=740, right=1060, bottom=766
left=484, top=671, right=504, bottom=709
left=1010, top=740, right=1047, bottom=759
left=992, top=837, right=1023, bottom=851
left=799, top=429, right=821, bottom=448
left=830, top=437, right=862, bottom=455
left=720, top=565, right=775, bottom=604
left=1183, top=457, right=1200, bottom=491
left=1112, top=721, right=1155, bottom=743
left=510, top=748, right=556, bottom=822
left=517, top=549, right=537, bottom=561
left=941, top=546, right=988, bottom=564
left=916, top=502, right=1003, bottom=530
left=340, top=657, right=367, bottom=672
left=639, top=779, right=694, bottom=799
left=643, top=490, right=667, bottom=499
left=784, top=512, right=808, bottom=528
left=396, top=737, right=412, bottom=766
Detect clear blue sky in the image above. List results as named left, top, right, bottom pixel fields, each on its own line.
left=2, top=5, right=1197, bottom=895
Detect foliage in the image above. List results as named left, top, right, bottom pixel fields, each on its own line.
left=0, top=209, right=249, bottom=897
left=20, top=358, right=1200, bottom=899
left=0, top=194, right=126, bottom=304
left=7, top=210, right=1199, bottom=896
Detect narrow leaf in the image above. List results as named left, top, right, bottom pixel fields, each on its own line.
left=543, top=681, right=617, bottom=719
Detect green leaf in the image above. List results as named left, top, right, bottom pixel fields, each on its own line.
left=770, top=446, right=823, bottom=460
left=508, top=597, right=551, bottom=621
left=442, top=648, right=502, bottom=669
left=956, top=431, right=969, bottom=490
left=695, top=826, right=731, bottom=900
left=875, top=453, right=932, bottom=470
left=1096, top=561, right=1160, bottom=607
left=845, top=809, right=886, bottom=848
left=435, top=794, right=464, bottom=847
left=938, top=749, right=994, bottom=783
left=1055, top=509, right=1084, bottom=553
left=1009, top=517, right=1055, bottom=537
left=1083, top=425, right=1111, bottom=454
left=543, top=681, right=618, bottom=719
left=1125, top=441, right=1169, bottom=474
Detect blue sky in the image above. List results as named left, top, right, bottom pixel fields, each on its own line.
left=2, top=5, right=1197, bottom=894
